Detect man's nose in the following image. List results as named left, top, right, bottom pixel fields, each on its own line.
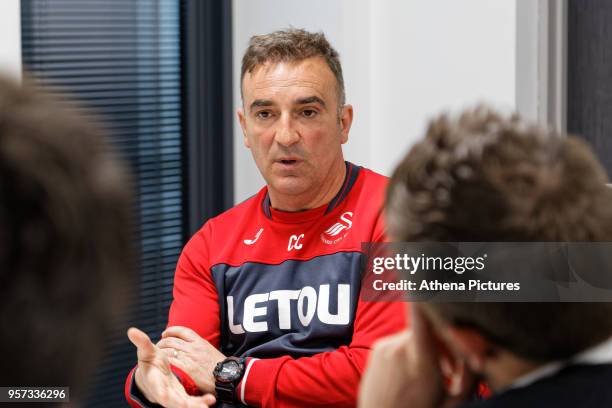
left=274, top=114, right=300, bottom=147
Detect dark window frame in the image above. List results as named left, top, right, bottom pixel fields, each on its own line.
left=567, top=0, right=612, bottom=177
left=182, top=0, right=234, bottom=238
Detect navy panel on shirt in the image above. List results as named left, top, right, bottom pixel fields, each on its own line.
left=211, top=251, right=364, bottom=358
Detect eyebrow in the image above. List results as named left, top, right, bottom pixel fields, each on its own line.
left=296, top=96, right=326, bottom=107
left=249, top=96, right=327, bottom=112
left=249, top=99, right=274, bottom=112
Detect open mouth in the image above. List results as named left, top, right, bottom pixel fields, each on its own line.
left=280, top=159, right=297, bottom=165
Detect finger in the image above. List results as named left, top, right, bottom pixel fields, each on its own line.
left=183, top=394, right=216, bottom=408
left=411, top=305, right=441, bottom=361
left=436, top=341, right=459, bottom=374
left=201, top=394, right=216, bottom=406
left=156, top=384, right=188, bottom=408
left=168, top=356, right=190, bottom=372
left=127, top=327, right=156, bottom=362
left=160, top=348, right=186, bottom=361
left=406, top=306, right=447, bottom=389
left=371, top=330, right=407, bottom=350
left=162, top=378, right=213, bottom=408
left=158, top=337, right=188, bottom=351
left=184, top=394, right=215, bottom=408
left=411, top=305, right=433, bottom=348
left=162, top=326, right=200, bottom=342
left=447, top=359, right=478, bottom=399
left=161, top=348, right=175, bottom=358
left=185, top=395, right=215, bottom=408
left=413, top=305, right=474, bottom=396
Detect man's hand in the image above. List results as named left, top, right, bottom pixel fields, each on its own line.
left=127, top=327, right=216, bottom=408
left=157, top=326, right=226, bottom=394
left=358, top=306, right=476, bottom=408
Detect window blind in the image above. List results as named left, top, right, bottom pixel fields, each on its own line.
left=21, top=1, right=184, bottom=406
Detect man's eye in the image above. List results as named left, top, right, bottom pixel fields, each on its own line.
left=302, top=109, right=317, bottom=118
left=256, top=111, right=272, bottom=119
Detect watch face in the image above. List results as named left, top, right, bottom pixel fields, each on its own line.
left=218, top=360, right=241, bottom=382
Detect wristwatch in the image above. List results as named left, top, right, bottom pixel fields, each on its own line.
left=213, top=356, right=247, bottom=404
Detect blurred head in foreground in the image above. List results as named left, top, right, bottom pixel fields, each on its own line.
left=0, top=75, right=134, bottom=403
left=386, top=106, right=612, bottom=389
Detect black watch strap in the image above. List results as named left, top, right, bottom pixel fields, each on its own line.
left=215, top=381, right=237, bottom=404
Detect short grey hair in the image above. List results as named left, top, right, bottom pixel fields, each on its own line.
left=241, top=28, right=345, bottom=107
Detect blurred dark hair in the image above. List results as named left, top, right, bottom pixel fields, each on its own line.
left=0, top=75, right=135, bottom=399
left=241, top=28, right=345, bottom=107
left=386, top=105, right=612, bottom=362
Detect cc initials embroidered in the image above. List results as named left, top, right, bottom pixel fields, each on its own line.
left=287, top=234, right=304, bottom=251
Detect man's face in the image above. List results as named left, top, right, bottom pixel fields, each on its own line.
left=238, top=57, right=352, bottom=200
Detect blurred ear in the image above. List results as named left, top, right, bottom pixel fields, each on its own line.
left=338, top=104, right=353, bottom=144
left=237, top=108, right=250, bottom=148
left=445, top=325, right=494, bottom=373
left=415, top=305, right=464, bottom=377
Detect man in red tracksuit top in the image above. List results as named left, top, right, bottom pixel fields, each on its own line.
left=125, top=28, right=406, bottom=408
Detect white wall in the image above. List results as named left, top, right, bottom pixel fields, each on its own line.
left=0, top=0, right=21, bottom=80
left=0, top=0, right=517, bottom=204
left=233, top=0, right=516, bottom=203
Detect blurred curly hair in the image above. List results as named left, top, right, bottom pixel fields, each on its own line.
left=386, top=105, right=612, bottom=242
left=386, top=106, right=612, bottom=362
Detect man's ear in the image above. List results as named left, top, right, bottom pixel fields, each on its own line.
left=339, top=104, right=353, bottom=144
left=237, top=108, right=250, bottom=148
left=444, top=325, right=495, bottom=373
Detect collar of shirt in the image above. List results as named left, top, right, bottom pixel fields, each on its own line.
left=507, top=336, right=612, bottom=391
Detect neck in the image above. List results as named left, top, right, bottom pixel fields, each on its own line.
left=269, top=159, right=347, bottom=212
